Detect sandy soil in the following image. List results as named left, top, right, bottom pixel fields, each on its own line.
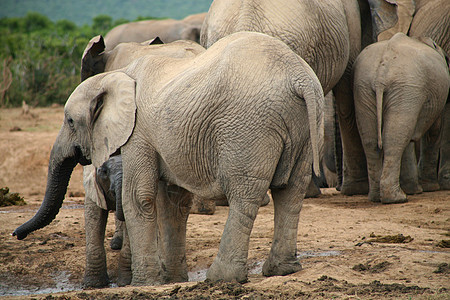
left=0, top=107, right=449, bottom=299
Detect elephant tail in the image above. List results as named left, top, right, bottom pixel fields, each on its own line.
left=375, top=85, right=384, bottom=150
left=294, top=76, right=325, bottom=177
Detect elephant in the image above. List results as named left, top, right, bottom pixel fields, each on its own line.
left=408, top=0, right=450, bottom=190
left=376, top=0, right=450, bottom=191
left=81, top=36, right=206, bottom=287
left=200, top=0, right=400, bottom=196
left=82, top=157, right=132, bottom=287
left=13, top=31, right=325, bottom=285
left=182, top=12, right=207, bottom=28
left=353, top=32, right=450, bottom=204
left=103, top=17, right=204, bottom=51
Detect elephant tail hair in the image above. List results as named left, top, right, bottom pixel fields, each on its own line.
left=375, top=85, right=384, bottom=150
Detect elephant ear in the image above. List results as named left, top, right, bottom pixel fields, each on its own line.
left=368, top=0, right=399, bottom=41
left=81, top=35, right=106, bottom=82
left=416, top=36, right=450, bottom=68
left=90, top=72, right=136, bottom=168
left=149, top=36, right=164, bottom=45
left=378, top=0, right=415, bottom=41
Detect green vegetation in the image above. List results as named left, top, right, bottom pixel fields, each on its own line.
left=0, top=12, right=178, bottom=107
left=0, top=0, right=212, bottom=26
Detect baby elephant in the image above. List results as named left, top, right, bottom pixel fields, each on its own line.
left=353, top=32, right=450, bottom=204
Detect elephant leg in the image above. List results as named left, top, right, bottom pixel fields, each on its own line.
left=122, top=148, right=160, bottom=286
left=334, top=74, right=369, bottom=196
left=400, top=142, right=423, bottom=194
left=380, top=153, right=407, bottom=204
left=305, top=173, right=321, bottom=198
left=362, top=140, right=382, bottom=203
left=157, top=183, right=192, bottom=283
left=439, top=102, right=450, bottom=189
left=418, top=118, right=441, bottom=191
left=354, top=90, right=380, bottom=202
left=117, top=223, right=132, bottom=286
left=83, top=198, right=109, bottom=287
left=206, top=177, right=269, bottom=283
left=262, top=157, right=309, bottom=277
left=110, top=217, right=124, bottom=250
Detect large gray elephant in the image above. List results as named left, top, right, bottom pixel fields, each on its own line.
left=13, top=32, right=324, bottom=285
left=82, top=36, right=205, bottom=287
left=376, top=0, right=450, bottom=191
left=408, top=0, right=450, bottom=190
left=353, top=33, right=450, bottom=204
left=200, top=0, right=399, bottom=196
left=103, top=15, right=205, bottom=51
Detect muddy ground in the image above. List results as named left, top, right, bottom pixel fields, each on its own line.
left=0, top=107, right=449, bottom=299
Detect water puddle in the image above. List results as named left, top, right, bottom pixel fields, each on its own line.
left=188, top=250, right=341, bottom=282
left=0, top=271, right=81, bottom=297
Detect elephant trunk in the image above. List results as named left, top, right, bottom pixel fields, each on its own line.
left=114, top=171, right=125, bottom=222
left=13, top=145, right=79, bottom=240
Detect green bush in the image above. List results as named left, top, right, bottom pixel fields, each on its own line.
left=0, top=12, right=143, bottom=107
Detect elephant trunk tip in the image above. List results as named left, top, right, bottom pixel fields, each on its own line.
left=12, top=228, right=28, bottom=240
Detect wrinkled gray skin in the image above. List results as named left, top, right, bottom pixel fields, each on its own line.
left=353, top=33, right=450, bottom=204
left=408, top=0, right=450, bottom=190
left=82, top=36, right=205, bottom=287
left=375, top=0, right=450, bottom=191
left=201, top=0, right=399, bottom=196
left=14, top=32, right=324, bottom=285
left=103, top=14, right=205, bottom=51
left=13, top=37, right=206, bottom=288
left=83, top=157, right=131, bottom=287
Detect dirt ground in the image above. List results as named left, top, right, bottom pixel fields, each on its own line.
left=0, top=107, right=449, bottom=299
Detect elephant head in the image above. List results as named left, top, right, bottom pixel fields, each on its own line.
left=81, top=35, right=164, bottom=82
left=13, top=72, right=136, bottom=239
left=96, top=155, right=125, bottom=221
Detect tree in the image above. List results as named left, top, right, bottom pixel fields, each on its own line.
left=92, top=14, right=113, bottom=34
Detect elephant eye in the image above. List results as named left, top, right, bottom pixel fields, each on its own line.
left=67, top=117, right=74, bottom=128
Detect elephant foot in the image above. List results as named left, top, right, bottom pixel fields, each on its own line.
left=340, top=177, right=368, bottom=196
left=206, top=257, right=248, bottom=283
left=380, top=186, right=407, bottom=204
left=262, top=256, right=302, bottom=277
left=438, top=171, right=450, bottom=190
left=368, top=188, right=380, bottom=203
left=401, top=181, right=423, bottom=195
left=110, top=235, right=123, bottom=250
left=305, top=179, right=321, bottom=198
left=190, top=197, right=216, bottom=215
left=117, top=270, right=132, bottom=287
left=420, top=181, right=439, bottom=192
left=83, top=272, right=109, bottom=288
left=131, top=276, right=161, bottom=286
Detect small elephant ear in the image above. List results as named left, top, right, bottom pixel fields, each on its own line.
left=81, top=35, right=106, bottom=82
left=368, top=0, right=399, bottom=41
left=417, top=37, right=450, bottom=68
left=378, top=0, right=415, bottom=41
left=150, top=36, right=164, bottom=45
left=90, top=72, right=136, bottom=168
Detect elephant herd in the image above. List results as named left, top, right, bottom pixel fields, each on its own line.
left=12, top=0, right=450, bottom=289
